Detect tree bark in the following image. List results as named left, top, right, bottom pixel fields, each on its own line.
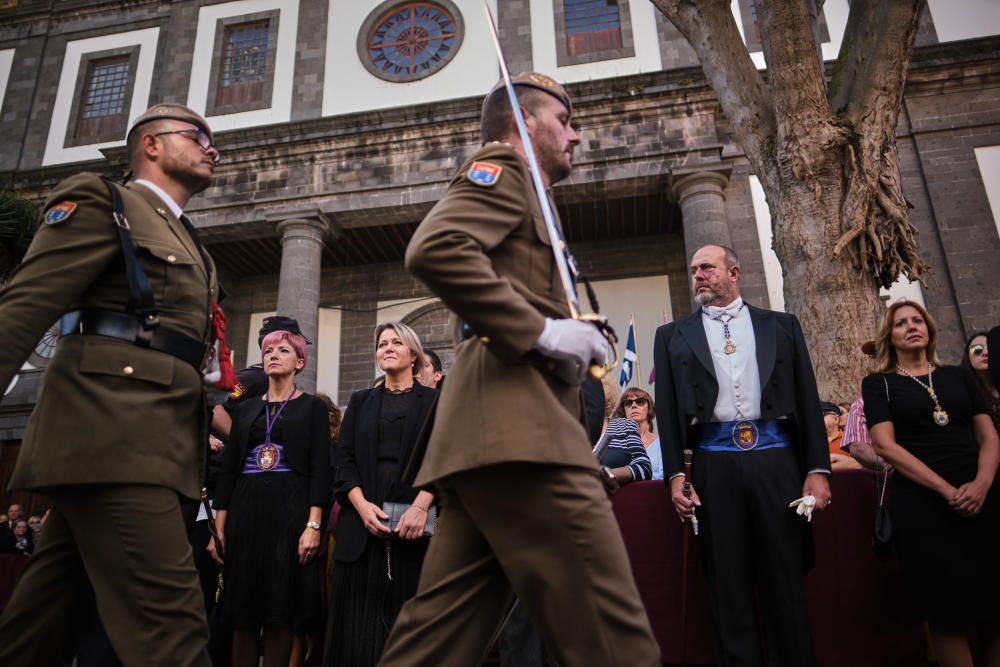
left=651, top=0, right=926, bottom=401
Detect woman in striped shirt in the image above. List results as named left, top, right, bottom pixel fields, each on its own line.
left=598, top=417, right=652, bottom=487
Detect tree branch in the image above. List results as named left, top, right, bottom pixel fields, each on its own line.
left=829, top=0, right=928, bottom=285
left=756, top=0, right=846, bottom=198
left=829, top=0, right=924, bottom=118
left=650, top=0, right=778, bottom=189
left=808, top=0, right=827, bottom=84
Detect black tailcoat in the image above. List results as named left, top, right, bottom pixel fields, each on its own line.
left=653, top=303, right=829, bottom=479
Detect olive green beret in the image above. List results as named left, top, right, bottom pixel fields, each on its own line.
left=486, top=72, right=572, bottom=115
left=127, top=104, right=214, bottom=144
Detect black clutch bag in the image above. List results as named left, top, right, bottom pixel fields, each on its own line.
left=382, top=501, right=437, bottom=538
left=872, top=376, right=893, bottom=562
left=872, top=504, right=892, bottom=562
left=872, top=452, right=892, bottom=561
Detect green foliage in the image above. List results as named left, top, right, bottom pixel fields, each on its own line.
left=0, top=190, right=40, bottom=281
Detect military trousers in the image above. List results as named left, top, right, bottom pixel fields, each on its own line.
left=378, top=462, right=660, bottom=667
left=0, top=484, right=210, bottom=667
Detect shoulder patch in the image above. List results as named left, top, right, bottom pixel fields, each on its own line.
left=467, top=162, right=503, bottom=187
left=44, top=202, right=77, bottom=226
left=228, top=383, right=246, bottom=400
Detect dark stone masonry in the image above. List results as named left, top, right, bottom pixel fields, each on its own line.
left=0, top=0, right=997, bottom=421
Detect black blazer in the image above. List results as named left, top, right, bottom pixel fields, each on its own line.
left=214, top=392, right=331, bottom=510
left=653, top=303, right=830, bottom=479
left=332, top=383, right=436, bottom=563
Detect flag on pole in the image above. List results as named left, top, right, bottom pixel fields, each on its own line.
left=618, top=319, right=637, bottom=388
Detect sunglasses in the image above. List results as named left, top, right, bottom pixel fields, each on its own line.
left=154, top=128, right=221, bottom=165
left=969, top=344, right=986, bottom=356
left=623, top=397, right=648, bottom=408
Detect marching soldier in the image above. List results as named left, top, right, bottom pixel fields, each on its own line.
left=378, top=73, right=660, bottom=666
left=0, top=104, right=221, bottom=666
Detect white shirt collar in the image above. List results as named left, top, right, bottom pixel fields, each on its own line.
left=702, top=296, right=745, bottom=319
left=133, top=179, right=184, bottom=219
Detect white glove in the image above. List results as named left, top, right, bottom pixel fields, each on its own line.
left=532, top=318, right=609, bottom=382
left=788, top=495, right=817, bottom=522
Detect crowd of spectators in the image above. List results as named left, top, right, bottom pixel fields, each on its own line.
left=1, top=306, right=996, bottom=667
left=0, top=504, right=46, bottom=557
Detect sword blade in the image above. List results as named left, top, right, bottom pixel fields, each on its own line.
left=481, top=1, right=582, bottom=318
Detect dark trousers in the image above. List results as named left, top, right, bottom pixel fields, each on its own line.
left=0, top=485, right=211, bottom=667
left=693, top=447, right=816, bottom=667
left=378, top=463, right=660, bottom=667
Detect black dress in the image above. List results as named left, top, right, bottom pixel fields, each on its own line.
left=220, top=396, right=323, bottom=626
left=862, top=366, right=1000, bottom=627
left=326, top=389, right=430, bottom=667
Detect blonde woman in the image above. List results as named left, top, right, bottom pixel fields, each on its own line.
left=326, top=322, right=436, bottom=666
left=862, top=301, right=1000, bottom=667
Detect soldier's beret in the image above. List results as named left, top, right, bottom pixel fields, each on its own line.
left=127, top=104, right=214, bottom=144
left=258, top=315, right=311, bottom=346
left=486, top=72, right=572, bottom=115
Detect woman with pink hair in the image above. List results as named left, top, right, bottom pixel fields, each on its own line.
left=210, top=330, right=330, bottom=667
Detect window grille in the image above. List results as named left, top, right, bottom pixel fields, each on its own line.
left=222, top=20, right=269, bottom=85
left=81, top=57, right=130, bottom=119
left=218, top=20, right=269, bottom=107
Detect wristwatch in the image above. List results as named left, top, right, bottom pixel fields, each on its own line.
left=306, top=521, right=322, bottom=531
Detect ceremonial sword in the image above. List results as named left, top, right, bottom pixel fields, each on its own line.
left=481, top=1, right=618, bottom=379
left=476, top=8, right=623, bottom=661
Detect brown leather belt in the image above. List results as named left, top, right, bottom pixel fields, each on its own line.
left=59, top=309, right=208, bottom=370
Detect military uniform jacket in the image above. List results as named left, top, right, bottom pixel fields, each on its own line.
left=404, top=143, right=597, bottom=487
left=0, top=173, right=218, bottom=500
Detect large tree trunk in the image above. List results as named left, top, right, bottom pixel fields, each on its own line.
left=771, top=158, right=884, bottom=400
left=651, top=0, right=926, bottom=401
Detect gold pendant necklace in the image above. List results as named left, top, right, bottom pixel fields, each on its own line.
left=704, top=303, right=746, bottom=355
left=896, top=363, right=949, bottom=426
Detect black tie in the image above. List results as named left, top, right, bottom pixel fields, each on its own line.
left=179, top=214, right=211, bottom=285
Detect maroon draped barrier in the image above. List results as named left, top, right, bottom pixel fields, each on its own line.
left=0, top=554, right=28, bottom=611
left=611, top=470, right=926, bottom=667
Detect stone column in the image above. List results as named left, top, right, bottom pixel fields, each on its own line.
left=274, top=213, right=329, bottom=392
left=671, top=167, right=733, bottom=263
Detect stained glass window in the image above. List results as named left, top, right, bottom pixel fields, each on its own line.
left=364, top=2, right=461, bottom=82
left=563, top=0, right=623, bottom=56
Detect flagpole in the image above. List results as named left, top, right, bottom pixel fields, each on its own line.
left=630, top=313, right=642, bottom=389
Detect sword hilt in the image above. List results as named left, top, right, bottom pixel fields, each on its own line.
left=577, top=313, right=618, bottom=379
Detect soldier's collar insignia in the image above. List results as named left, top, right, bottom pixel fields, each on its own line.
left=44, top=201, right=77, bottom=225
left=468, top=161, right=502, bottom=187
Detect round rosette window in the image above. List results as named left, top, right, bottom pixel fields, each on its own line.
left=359, top=0, right=465, bottom=82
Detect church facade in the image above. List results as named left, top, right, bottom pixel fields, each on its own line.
left=0, top=0, right=997, bottom=438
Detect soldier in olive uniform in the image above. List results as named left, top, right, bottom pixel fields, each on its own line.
left=378, top=74, right=660, bottom=666
left=0, top=104, right=221, bottom=666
